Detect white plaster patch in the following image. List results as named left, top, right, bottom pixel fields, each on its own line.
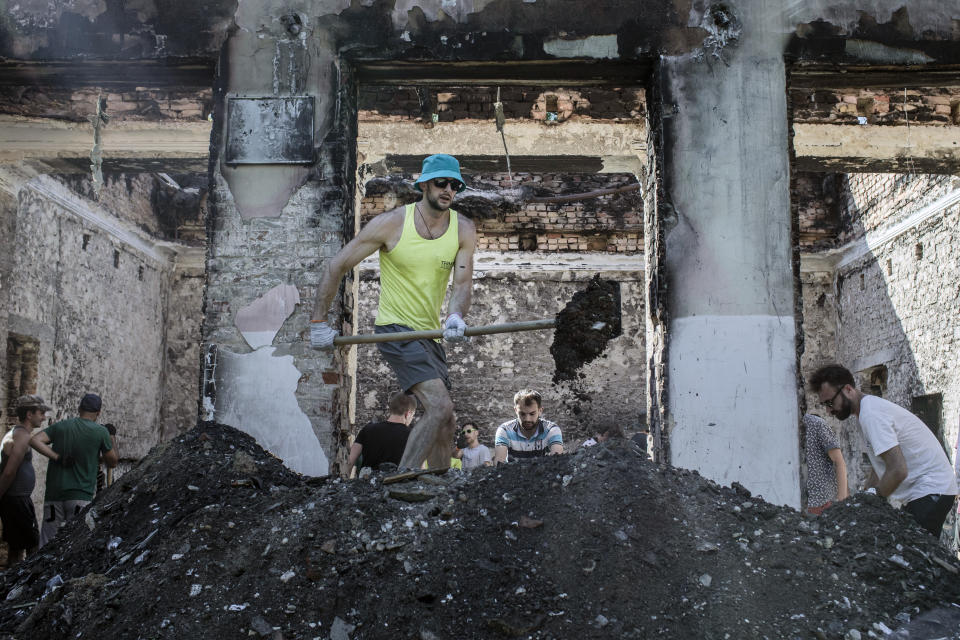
left=214, top=347, right=328, bottom=477
left=668, top=315, right=800, bottom=508
left=235, top=284, right=301, bottom=349
left=543, top=35, right=618, bottom=60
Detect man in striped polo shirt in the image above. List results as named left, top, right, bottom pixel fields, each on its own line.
left=494, top=389, right=563, bottom=463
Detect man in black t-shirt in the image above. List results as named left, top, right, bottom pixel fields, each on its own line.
left=346, top=392, right=417, bottom=475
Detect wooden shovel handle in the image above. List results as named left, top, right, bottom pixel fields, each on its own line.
left=333, top=318, right=555, bottom=345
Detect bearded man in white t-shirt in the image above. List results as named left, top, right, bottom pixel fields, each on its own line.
left=810, top=365, right=958, bottom=536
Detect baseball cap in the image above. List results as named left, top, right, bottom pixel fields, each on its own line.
left=15, top=394, right=52, bottom=412
left=79, top=393, right=102, bottom=412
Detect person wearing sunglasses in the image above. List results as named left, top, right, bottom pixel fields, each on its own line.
left=459, top=422, right=492, bottom=470
left=310, top=154, right=477, bottom=472
left=809, top=365, right=957, bottom=536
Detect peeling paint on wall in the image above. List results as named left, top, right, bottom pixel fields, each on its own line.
left=214, top=347, right=329, bottom=476
left=235, top=284, right=301, bottom=350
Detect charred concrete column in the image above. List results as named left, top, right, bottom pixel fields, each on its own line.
left=202, top=7, right=355, bottom=477
left=653, top=4, right=800, bottom=506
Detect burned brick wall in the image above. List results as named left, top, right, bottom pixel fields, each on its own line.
left=360, top=171, right=643, bottom=253
left=0, top=86, right=212, bottom=122
left=790, top=87, right=960, bottom=126
left=353, top=271, right=645, bottom=448
left=795, top=172, right=843, bottom=249
left=359, top=86, right=645, bottom=124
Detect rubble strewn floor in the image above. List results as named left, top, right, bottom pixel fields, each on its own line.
left=0, top=423, right=958, bottom=639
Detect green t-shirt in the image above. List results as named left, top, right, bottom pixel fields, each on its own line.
left=43, top=417, right=113, bottom=502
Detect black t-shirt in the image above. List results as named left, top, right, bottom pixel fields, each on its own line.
left=355, top=421, right=410, bottom=469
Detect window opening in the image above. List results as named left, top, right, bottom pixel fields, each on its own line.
left=858, top=365, right=887, bottom=397
left=5, top=333, right=39, bottom=418
left=911, top=393, right=945, bottom=453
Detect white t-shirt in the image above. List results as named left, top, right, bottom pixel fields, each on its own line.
left=461, top=445, right=492, bottom=470
left=858, top=395, right=958, bottom=504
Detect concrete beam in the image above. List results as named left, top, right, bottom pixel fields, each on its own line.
left=794, top=123, right=960, bottom=173
left=358, top=120, right=646, bottom=174
left=0, top=116, right=211, bottom=163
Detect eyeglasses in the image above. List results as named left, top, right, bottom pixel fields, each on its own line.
left=822, top=388, right=843, bottom=408
left=432, top=178, right=463, bottom=192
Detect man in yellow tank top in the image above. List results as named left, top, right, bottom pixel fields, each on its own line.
left=310, top=154, right=477, bottom=472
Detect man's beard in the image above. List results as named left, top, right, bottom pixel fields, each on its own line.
left=833, top=395, right=852, bottom=420
left=424, top=191, right=451, bottom=212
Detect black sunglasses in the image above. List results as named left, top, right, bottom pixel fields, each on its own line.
left=822, top=388, right=843, bottom=408
left=432, top=178, right=463, bottom=191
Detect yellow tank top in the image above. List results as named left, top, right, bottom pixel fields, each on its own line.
left=376, top=203, right=460, bottom=331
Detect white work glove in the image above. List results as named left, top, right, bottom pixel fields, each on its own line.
left=442, top=313, right=469, bottom=343
left=310, top=321, right=338, bottom=349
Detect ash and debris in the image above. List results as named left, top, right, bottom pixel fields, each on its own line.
left=0, top=423, right=958, bottom=639
left=551, top=275, right=623, bottom=384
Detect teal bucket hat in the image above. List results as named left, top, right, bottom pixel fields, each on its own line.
left=414, top=154, right=467, bottom=192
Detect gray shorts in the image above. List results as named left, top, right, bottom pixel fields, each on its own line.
left=375, top=324, right=450, bottom=392
left=40, top=499, right=90, bottom=548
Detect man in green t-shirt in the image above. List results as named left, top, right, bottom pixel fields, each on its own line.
left=30, top=393, right=117, bottom=547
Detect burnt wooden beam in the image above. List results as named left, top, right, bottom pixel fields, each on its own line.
left=0, top=59, right=216, bottom=89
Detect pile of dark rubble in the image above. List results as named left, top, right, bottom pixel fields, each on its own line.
left=0, top=422, right=958, bottom=639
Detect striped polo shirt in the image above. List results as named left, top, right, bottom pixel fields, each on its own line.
left=494, top=418, right=563, bottom=460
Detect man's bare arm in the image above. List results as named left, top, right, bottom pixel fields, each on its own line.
left=876, top=445, right=908, bottom=498
left=346, top=443, right=362, bottom=474
left=827, top=447, right=849, bottom=500
left=494, top=444, right=508, bottom=464
left=549, top=443, right=564, bottom=455
left=101, top=438, right=119, bottom=469
left=446, top=216, right=476, bottom=318
left=29, top=431, right=59, bottom=462
left=311, top=211, right=400, bottom=322
left=0, top=430, right=31, bottom=498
